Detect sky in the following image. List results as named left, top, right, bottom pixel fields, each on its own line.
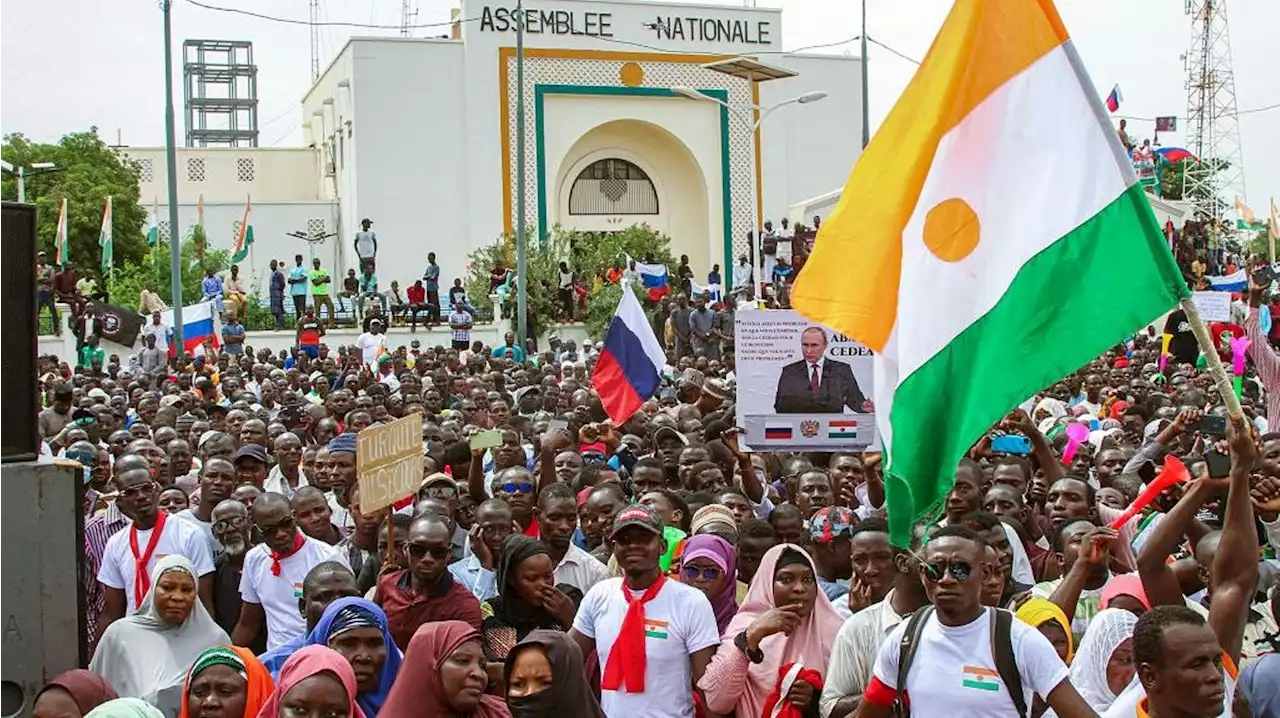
left=3, top=0, right=1277, bottom=213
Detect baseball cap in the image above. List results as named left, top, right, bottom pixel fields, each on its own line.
left=652, top=426, right=688, bottom=447
left=809, top=506, right=856, bottom=544
left=609, top=504, right=665, bottom=539
left=232, top=445, right=269, bottom=464
left=421, top=472, right=456, bottom=491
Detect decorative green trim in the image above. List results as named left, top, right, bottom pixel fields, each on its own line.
left=531, top=84, right=733, bottom=271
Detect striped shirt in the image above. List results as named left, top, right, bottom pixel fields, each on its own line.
left=83, top=502, right=128, bottom=642
left=1245, top=307, right=1280, bottom=425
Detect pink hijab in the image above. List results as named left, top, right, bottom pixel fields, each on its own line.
left=715, top=544, right=844, bottom=718
left=256, top=645, right=366, bottom=718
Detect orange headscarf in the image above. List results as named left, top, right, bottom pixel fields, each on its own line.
left=179, top=645, right=274, bottom=718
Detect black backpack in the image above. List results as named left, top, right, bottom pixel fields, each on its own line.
left=891, top=606, right=1027, bottom=718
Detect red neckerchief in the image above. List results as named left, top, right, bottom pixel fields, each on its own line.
left=129, top=510, right=168, bottom=609
left=270, top=532, right=306, bottom=576
left=601, top=575, right=666, bottom=693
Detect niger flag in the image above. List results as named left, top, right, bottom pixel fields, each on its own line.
left=791, top=0, right=1186, bottom=545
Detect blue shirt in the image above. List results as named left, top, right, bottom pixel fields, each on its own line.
left=202, top=275, right=224, bottom=298
left=221, top=323, right=245, bottom=354
left=490, top=344, right=526, bottom=362
left=359, top=273, right=378, bottom=294
left=424, top=263, right=440, bottom=292
left=288, top=266, right=309, bottom=296
left=447, top=554, right=497, bottom=602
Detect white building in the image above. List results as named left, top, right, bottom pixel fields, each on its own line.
left=128, top=0, right=863, bottom=293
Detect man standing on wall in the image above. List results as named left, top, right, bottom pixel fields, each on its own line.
left=423, top=252, right=442, bottom=326
left=310, top=257, right=334, bottom=328
left=288, top=254, right=309, bottom=319
left=269, top=260, right=286, bottom=330
left=354, top=218, right=377, bottom=267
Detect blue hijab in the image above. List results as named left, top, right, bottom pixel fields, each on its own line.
left=305, top=597, right=402, bottom=716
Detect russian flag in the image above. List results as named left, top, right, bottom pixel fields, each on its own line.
left=1105, top=84, right=1122, bottom=113
left=591, top=285, right=666, bottom=424
left=161, top=301, right=221, bottom=357
left=636, top=261, right=670, bottom=301
left=1207, top=269, right=1247, bottom=292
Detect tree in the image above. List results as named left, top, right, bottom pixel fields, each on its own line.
left=463, top=223, right=679, bottom=341
left=2, top=129, right=148, bottom=286
left=106, top=237, right=231, bottom=313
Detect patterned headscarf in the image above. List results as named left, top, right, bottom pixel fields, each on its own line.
left=179, top=646, right=274, bottom=718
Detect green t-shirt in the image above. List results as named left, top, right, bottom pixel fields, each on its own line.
left=661, top=525, right=687, bottom=573
left=310, top=268, right=331, bottom=296
left=79, top=345, right=104, bottom=368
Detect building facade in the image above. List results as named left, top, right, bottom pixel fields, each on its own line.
left=131, top=0, right=864, bottom=295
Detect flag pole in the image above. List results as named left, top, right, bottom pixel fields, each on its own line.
left=1178, top=296, right=1244, bottom=419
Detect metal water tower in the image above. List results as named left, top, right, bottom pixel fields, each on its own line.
left=183, top=39, right=260, bottom=147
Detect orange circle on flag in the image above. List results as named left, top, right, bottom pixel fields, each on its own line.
left=923, top=197, right=980, bottom=262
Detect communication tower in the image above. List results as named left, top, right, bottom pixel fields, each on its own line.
left=1182, top=0, right=1246, bottom=221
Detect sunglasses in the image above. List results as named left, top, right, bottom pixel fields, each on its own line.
left=212, top=516, right=246, bottom=532
left=921, top=559, right=974, bottom=583
left=681, top=565, right=722, bottom=581
left=423, top=484, right=457, bottom=499
left=118, top=482, right=158, bottom=500
left=501, top=482, right=534, bottom=494
left=406, top=544, right=450, bottom=560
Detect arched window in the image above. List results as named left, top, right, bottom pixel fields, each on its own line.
left=568, top=158, right=658, bottom=215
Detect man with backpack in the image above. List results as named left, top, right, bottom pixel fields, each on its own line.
left=852, top=525, right=1096, bottom=718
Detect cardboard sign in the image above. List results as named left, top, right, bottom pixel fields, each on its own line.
left=356, top=412, right=423, bottom=512
left=1191, top=291, right=1230, bottom=322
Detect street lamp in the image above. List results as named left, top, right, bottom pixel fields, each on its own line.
left=1, top=160, right=61, bottom=203
left=671, top=86, right=827, bottom=291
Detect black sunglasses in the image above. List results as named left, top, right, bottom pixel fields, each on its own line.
left=921, top=559, right=974, bottom=583
left=406, top=544, right=450, bottom=560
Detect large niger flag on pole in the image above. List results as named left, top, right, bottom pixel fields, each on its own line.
left=791, top=0, right=1187, bottom=546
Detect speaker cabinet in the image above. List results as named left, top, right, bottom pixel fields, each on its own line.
left=2, top=202, right=39, bottom=462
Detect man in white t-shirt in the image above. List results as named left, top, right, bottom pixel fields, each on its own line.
left=231, top=492, right=350, bottom=650
left=856, top=525, right=1096, bottom=718
left=355, top=318, right=388, bottom=366
left=570, top=505, right=720, bottom=718
left=96, top=460, right=216, bottom=643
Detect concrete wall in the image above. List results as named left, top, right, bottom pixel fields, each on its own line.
left=124, top=147, right=322, bottom=204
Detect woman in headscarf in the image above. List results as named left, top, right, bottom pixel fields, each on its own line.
left=676, top=534, right=738, bottom=636
left=1068, top=607, right=1140, bottom=712
left=1015, top=597, right=1075, bottom=664
left=1034, top=397, right=1069, bottom=433
left=90, top=555, right=228, bottom=716
left=257, top=645, right=366, bottom=718
left=84, top=698, right=165, bottom=718
left=305, top=598, right=402, bottom=717
left=379, top=621, right=510, bottom=718
left=179, top=646, right=274, bottom=718
left=502, top=630, right=602, bottom=718
left=697, top=544, right=844, bottom=717
left=33, top=670, right=118, bottom=718
left=1099, top=573, right=1152, bottom=617
left=480, top=536, right=573, bottom=663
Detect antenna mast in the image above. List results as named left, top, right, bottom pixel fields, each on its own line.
left=1182, top=0, right=1246, bottom=221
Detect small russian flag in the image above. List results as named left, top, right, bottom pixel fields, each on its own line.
left=636, top=261, right=671, bottom=301
left=764, top=423, right=793, bottom=440
left=1105, top=84, right=1122, bottom=113
left=591, top=285, right=667, bottom=424
left=160, top=300, right=221, bottom=357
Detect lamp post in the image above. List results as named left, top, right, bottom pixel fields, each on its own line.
left=514, top=0, right=528, bottom=348
left=162, top=0, right=185, bottom=361
left=2, top=161, right=60, bottom=203
left=671, top=87, right=826, bottom=289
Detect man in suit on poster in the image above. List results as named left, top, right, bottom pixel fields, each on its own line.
left=774, top=327, right=868, bottom=413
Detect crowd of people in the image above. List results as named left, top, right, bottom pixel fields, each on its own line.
left=28, top=237, right=1280, bottom=718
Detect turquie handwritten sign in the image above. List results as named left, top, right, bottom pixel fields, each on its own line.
left=357, top=413, right=423, bottom=513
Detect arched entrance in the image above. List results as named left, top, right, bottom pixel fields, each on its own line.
left=553, top=119, right=710, bottom=272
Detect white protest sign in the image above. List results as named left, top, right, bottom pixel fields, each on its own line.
left=1191, top=291, right=1230, bottom=322
left=356, top=412, right=423, bottom=512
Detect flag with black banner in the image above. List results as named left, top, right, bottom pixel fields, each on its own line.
left=93, top=302, right=144, bottom=347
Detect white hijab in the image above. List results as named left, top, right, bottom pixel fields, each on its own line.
left=1070, top=608, right=1139, bottom=711
left=89, top=555, right=228, bottom=717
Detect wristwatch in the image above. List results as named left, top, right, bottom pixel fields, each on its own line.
left=734, top=630, right=764, bottom=664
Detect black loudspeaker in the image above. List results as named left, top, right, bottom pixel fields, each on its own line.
left=0, top=463, right=87, bottom=717
left=2, top=202, right=39, bottom=462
